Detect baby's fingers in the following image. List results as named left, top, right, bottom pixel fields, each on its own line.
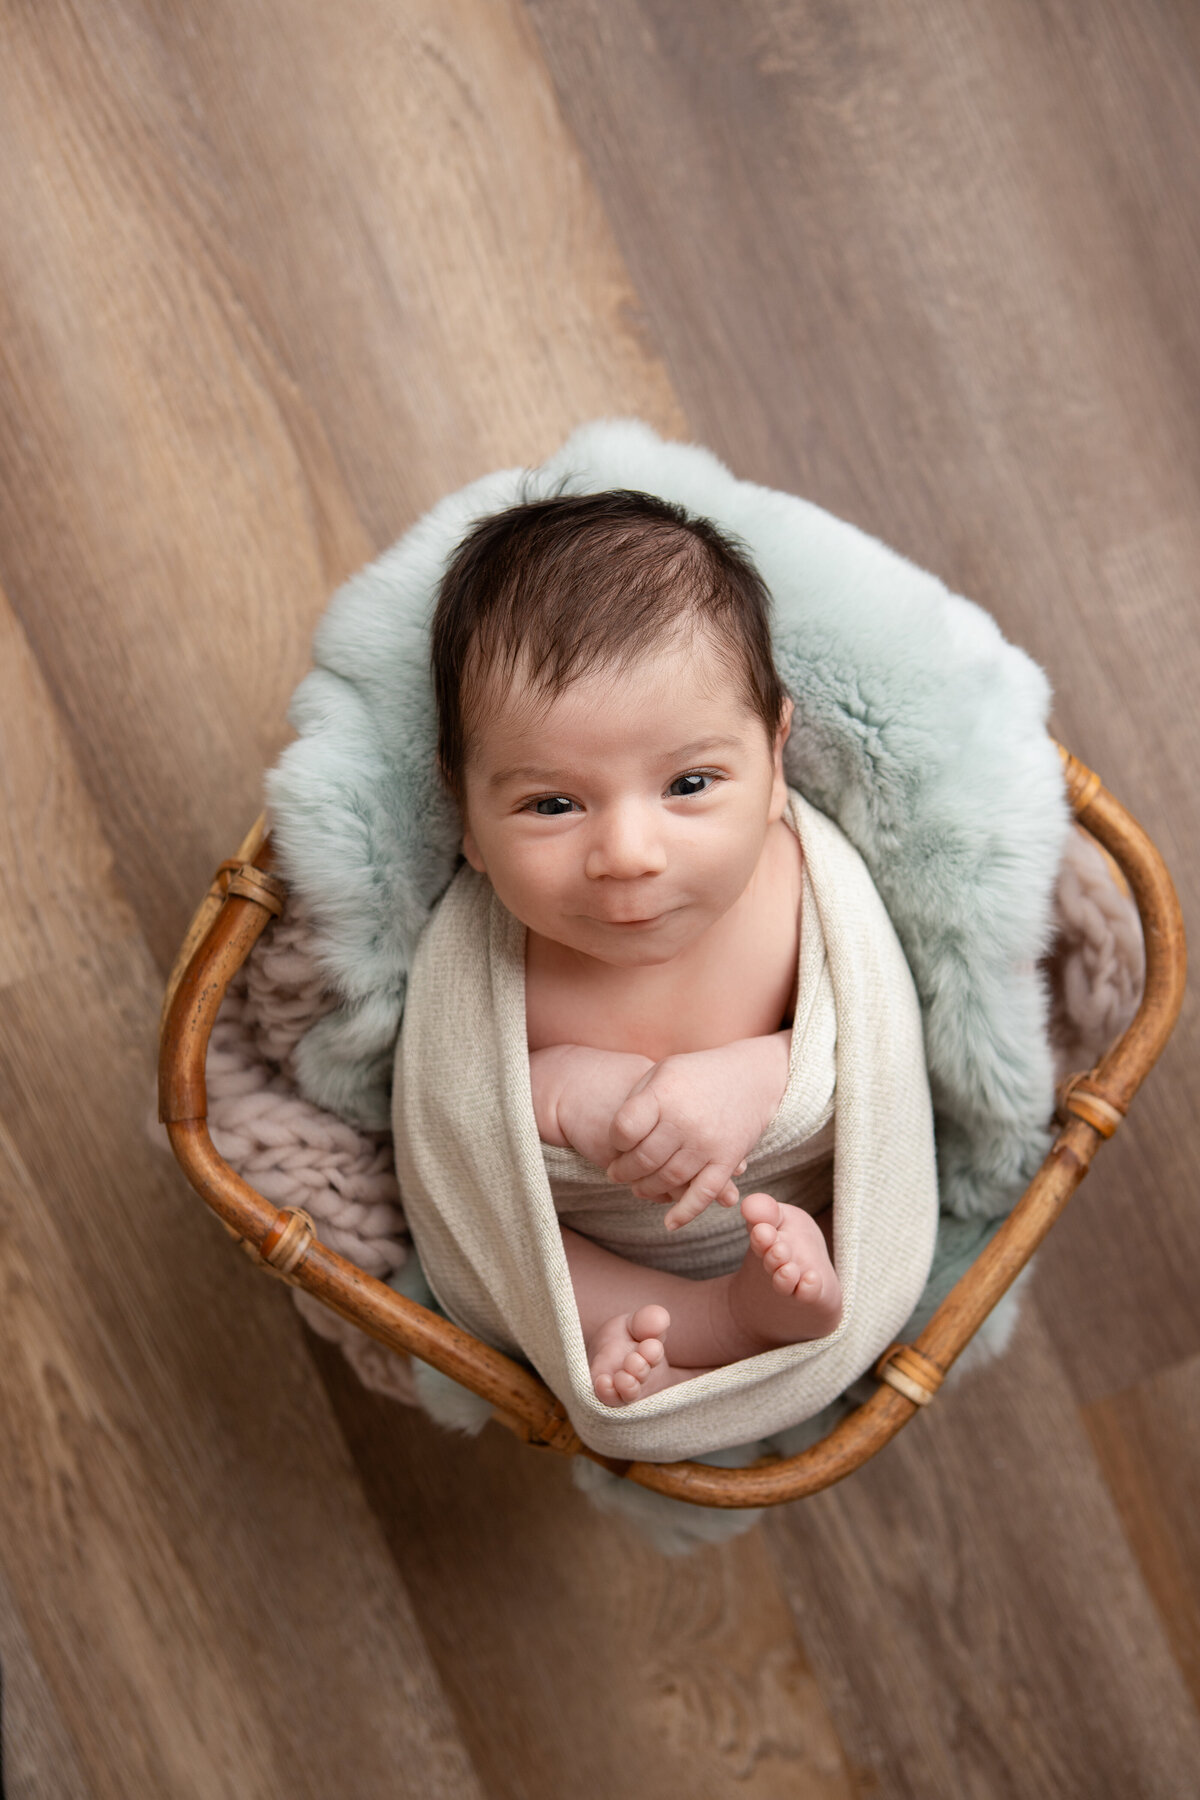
left=663, top=1164, right=735, bottom=1232
left=609, top=1088, right=662, bottom=1156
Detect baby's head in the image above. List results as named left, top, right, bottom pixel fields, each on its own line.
left=430, top=489, right=793, bottom=964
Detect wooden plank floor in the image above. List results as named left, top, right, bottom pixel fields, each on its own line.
left=1, top=0, right=1197, bottom=1793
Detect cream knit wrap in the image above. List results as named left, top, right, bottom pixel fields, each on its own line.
left=392, top=790, right=939, bottom=1462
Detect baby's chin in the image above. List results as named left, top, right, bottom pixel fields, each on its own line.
left=554, top=911, right=709, bottom=968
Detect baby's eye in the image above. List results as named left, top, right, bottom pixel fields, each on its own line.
left=530, top=795, right=576, bottom=816
left=667, top=771, right=714, bottom=798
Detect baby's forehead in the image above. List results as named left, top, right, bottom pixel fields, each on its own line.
left=467, top=679, right=557, bottom=756
left=465, top=632, right=759, bottom=774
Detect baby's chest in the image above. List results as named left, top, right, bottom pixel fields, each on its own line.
left=526, top=923, right=799, bottom=1061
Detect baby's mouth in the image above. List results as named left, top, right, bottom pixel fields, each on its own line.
left=598, top=908, right=673, bottom=928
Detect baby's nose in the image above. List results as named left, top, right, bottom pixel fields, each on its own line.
left=584, top=802, right=668, bottom=880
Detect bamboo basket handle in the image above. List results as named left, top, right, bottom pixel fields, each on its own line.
left=158, top=745, right=1185, bottom=1510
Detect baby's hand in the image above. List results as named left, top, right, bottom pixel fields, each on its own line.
left=529, top=1044, right=655, bottom=1168
left=606, top=1033, right=792, bottom=1230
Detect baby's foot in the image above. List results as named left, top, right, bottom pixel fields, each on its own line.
left=588, top=1303, right=673, bottom=1406
left=740, top=1194, right=842, bottom=1338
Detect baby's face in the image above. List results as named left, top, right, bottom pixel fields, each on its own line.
left=460, top=630, right=791, bottom=968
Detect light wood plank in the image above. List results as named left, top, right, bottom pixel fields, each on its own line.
left=0, top=0, right=683, bottom=971
left=0, top=592, right=137, bottom=989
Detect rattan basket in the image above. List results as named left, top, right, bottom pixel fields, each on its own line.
left=157, top=746, right=1185, bottom=1508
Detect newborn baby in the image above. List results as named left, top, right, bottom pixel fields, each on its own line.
left=430, top=489, right=842, bottom=1407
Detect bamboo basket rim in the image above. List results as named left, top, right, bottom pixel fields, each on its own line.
left=157, top=745, right=1186, bottom=1508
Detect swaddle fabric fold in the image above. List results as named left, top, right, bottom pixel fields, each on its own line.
left=393, top=789, right=938, bottom=1462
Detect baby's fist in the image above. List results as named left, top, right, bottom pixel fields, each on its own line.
left=609, top=1086, right=664, bottom=1159
left=605, top=1036, right=790, bottom=1228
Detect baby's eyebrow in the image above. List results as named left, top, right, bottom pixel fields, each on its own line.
left=666, top=736, right=744, bottom=762
left=487, top=737, right=745, bottom=789
left=488, top=764, right=563, bottom=789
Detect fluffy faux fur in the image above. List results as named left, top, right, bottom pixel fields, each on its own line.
left=268, top=419, right=1071, bottom=1223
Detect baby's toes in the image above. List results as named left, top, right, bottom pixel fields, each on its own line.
left=593, top=1370, right=619, bottom=1404
left=612, top=1366, right=644, bottom=1401
left=762, top=1236, right=793, bottom=1273
left=630, top=1304, right=671, bottom=1343
left=772, top=1256, right=826, bottom=1298
left=748, top=1220, right=780, bottom=1258
left=741, top=1192, right=783, bottom=1232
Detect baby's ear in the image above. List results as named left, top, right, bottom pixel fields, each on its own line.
left=768, top=697, right=793, bottom=819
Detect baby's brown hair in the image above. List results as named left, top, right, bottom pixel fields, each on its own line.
left=431, top=489, right=787, bottom=801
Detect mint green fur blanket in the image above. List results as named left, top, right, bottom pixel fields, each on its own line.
left=267, top=420, right=1071, bottom=1524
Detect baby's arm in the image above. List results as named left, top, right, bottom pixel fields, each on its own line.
left=529, top=1044, right=655, bottom=1169
left=606, top=1031, right=793, bottom=1229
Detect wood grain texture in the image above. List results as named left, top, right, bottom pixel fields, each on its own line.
left=0, top=0, right=682, bottom=972
left=0, top=582, right=483, bottom=1792
left=0, top=939, right=484, bottom=1799
left=307, top=1332, right=856, bottom=1800
left=525, top=0, right=1200, bottom=1407
left=1083, top=1352, right=1200, bottom=1713
left=0, top=1560, right=95, bottom=1800
left=765, top=1311, right=1200, bottom=1799
left=526, top=0, right=1200, bottom=1784
left=0, top=0, right=842, bottom=1791
left=6, top=0, right=1200, bottom=1790
left=0, top=593, right=138, bottom=991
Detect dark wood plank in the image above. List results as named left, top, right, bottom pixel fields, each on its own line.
left=1083, top=1352, right=1200, bottom=1713
left=524, top=0, right=1200, bottom=1402
left=764, top=1310, right=1200, bottom=1798
left=306, top=1332, right=857, bottom=1800
left=0, top=930, right=484, bottom=1798
left=0, top=1561, right=95, bottom=1800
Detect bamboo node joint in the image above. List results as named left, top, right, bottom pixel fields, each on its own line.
left=876, top=1342, right=943, bottom=1406
left=224, top=863, right=287, bottom=917
left=1056, top=1073, right=1126, bottom=1138
left=258, top=1207, right=317, bottom=1277
left=518, top=1400, right=585, bottom=1456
